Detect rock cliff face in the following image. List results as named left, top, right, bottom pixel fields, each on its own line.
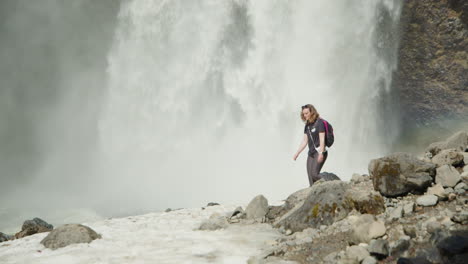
left=395, top=0, right=468, bottom=126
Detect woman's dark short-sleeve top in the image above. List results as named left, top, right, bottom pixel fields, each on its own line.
left=304, top=119, right=326, bottom=156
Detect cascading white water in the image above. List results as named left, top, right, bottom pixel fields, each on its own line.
left=98, top=0, right=402, bottom=212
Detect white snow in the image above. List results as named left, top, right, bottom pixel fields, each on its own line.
left=0, top=205, right=283, bottom=264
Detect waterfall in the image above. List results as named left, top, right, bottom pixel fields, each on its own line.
left=98, top=0, right=403, bottom=211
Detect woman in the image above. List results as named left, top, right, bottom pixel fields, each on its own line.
left=293, top=104, right=328, bottom=186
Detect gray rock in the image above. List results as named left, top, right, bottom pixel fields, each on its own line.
left=349, top=214, right=386, bottom=244
left=388, top=206, right=403, bottom=221
left=454, top=182, right=467, bottom=190
left=390, top=235, right=411, bottom=256
left=199, top=213, right=229, bottom=230
left=436, top=165, right=461, bottom=187
left=345, top=185, right=386, bottom=215
left=403, top=226, right=417, bottom=238
left=206, top=202, right=220, bottom=207
left=368, top=239, right=389, bottom=259
left=40, top=224, right=100, bottom=250
left=245, top=195, right=269, bottom=220
left=369, top=153, right=436, bottom=197
left=426, top=221, right=441, bottom=234
left=0, top=232, right=12, bottom=242
left=431, top=149, right=464, bottom=167
left=451, top=212, right=468, bottom=224
left=426, top=184, right=447, bottom=199
left=416, top=195, right=438, bottom=206
left=230, top=206, right=244, bottom=218
left=318, top=172, right=341, bottom=181
left=426, top=131, right=468, bottom=156
left=444, top=187, right=455, bottom=194
left=351, top=173, right=364, bottom=183
left=403, top=202, right=415, bottom=216
left=346, top=245, right=370, bottom=263
left=463, top=153, right=468, bottom=166
left=15, top=217, right=53, bottom=239
left=362, top=256, right=377, bottom=264
left=274, top=181, right=350, bottom=232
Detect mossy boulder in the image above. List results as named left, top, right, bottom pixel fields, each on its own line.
left=369, top=153, right=436, bottom=197
left=273, top=181, right=385, bottom=232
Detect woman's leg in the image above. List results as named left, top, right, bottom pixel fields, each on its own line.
left=307, top=152, right=328, bottom=186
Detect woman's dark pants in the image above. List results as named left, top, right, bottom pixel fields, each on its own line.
left=306, top=152, right=328, bottom=186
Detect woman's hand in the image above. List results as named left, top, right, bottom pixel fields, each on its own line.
left=317, top=153, right=324, bottom=163
left=293, top=152, right=299, bottom=161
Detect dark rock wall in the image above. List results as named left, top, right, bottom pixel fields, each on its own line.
left=395, top=0, right=468, bottom=126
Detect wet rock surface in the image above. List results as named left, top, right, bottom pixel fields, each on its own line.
left=395, top=0, right=468, bottom=125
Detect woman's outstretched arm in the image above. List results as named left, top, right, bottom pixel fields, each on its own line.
left=293, top=134, right=308, bottom=160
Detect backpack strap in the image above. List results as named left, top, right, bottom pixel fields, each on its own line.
left=321, top=118, right=329, bottom=135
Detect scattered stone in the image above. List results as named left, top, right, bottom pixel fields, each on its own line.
left=206, top=202, right=220, bottom=207
left=445, top=187, right=455, bottom=194
left=431, top=149, right=464, bottom=167
left=245, top=195, right=269, bottom=220
left=369, top=153, right=435, bottom=197
left=451, top=212, right=468, bottom=224
left=448, top=193, right=457, bottom=201
left=346, top=245, right=370, bottom=263
left=198, top=213, right=229, bottom=231
left=0, top=232, right=12, bottom=242
left=388, top=206, right=403, bottom=221
left=403, top=226, right=417, bottom=238
left=425, top=221, right=441, bottom=234
left=455, top=182, right=466, bottom=190
left=416, top=195, right=438, bottom=206
left=390, top=235, right=411, bottom=256
left=40, top=224, right=100, bottom=250
left=403, top=202, right=415, bottom=216
left=426, top=184, right=447, bottom=199
left=351, top=173, right=364, bottom=183
left=368, top=239, right=389, bottom=259
left=318, top=172, right=341, bottom=181
left=349, top=214, right=386, bottom=244
left=362, top=256, right=377, bottom=264
left=436, top=165, right=461, bottom=187
left=230, top=206, right=244, bottom=218
left=15, top=218, right=53, bottom=239
left=164, top=208, right=172, bottom=212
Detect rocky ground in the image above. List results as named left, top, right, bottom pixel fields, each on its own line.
left=1, top=131, right=467, bottom=264
left=201, top=131, right=468, bottom=264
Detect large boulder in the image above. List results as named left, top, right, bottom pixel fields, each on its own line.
left=431, top=149, right=465, bottom=167
left=426, top=131, right=468, bottom=156
left=245, top=195, right=269, bottom=220
left=15, top=217, right=53, bottom=239
left=435, top=165, right=461, bottom=187
left=274, top=181, right=350, bottom=232
left=274, top=181, right=384, bottom=232
left=369, top=153, right=436, bottom=197
left=40, top=224, right=101, bottom=250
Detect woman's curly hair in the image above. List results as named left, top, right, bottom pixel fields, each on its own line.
left=300, top=104, right=320, bottom=124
